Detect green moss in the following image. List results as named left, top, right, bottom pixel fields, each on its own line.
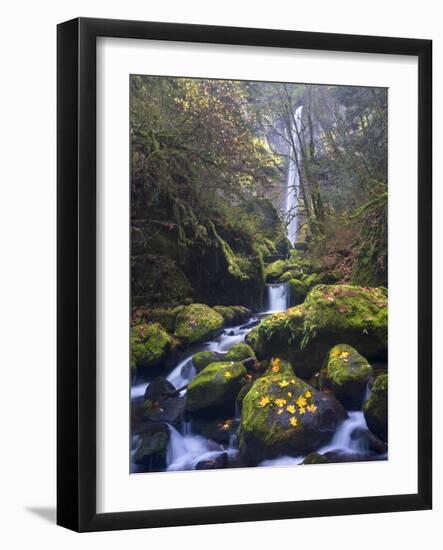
left=238, top=373, right=346, bottom=464
left=174, top=304, right=224, bottom=344
left=130, top=322, right=173, bottom=370
left=264, top=260, right=289, bottom=283
left=364, top=373, right=388, bottom=441
left=225, top=342, right=256, bottom=362
left=187, top=361, right=247, bottom=413
left=289, top=278, right=308, bottom=305
left=303, top=452, right=329, bottom=464
left=251, top=284, right=387, bottom=379
left=192, top=351, right=220, bottom=372
left=245, top=326, right=259, bottom=348
left=279, top=269, right=302, bottom=283
left=263, top=358, right=295, bottom=377
left=213, top=306, right=236, bottom=325
left=321, top=344, right=373, bottom=409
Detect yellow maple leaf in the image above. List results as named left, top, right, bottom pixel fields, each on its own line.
left=296, top=396, right=307, bottom=408
left=277, top=408, right=284, bottom=415
left=339, top=351, right=350, bottom=360
left=271, top=358, right=281, bottom=372
left=307, top=404, right=318, bottom=414
left=287, top=392, right=292, bottom=398
left=279, top=379, right=289, bottom=388
left=258, top=396, right=270, bottom=407
left=298, top=406, right=306, bottom=415
left=287, top=404, right=296, bottom=414
left=289, top=417, right=298, bottom=427
left=275, top=398, right=287, bottom=407
left=305, top=390, right=312, bottom=398
left=224, top=371, right=232, bottom=378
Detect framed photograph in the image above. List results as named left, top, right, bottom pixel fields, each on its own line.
left=57, top=17, right=432, bottom=532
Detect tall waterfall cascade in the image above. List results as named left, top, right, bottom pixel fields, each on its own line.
left=285, top=105, right=303, bottom=245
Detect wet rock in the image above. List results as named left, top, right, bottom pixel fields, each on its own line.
left=133, top=423, right=170, bottom=471
left=130, top=322, right=173, bottom=373
left=144, top=376, right=176, bottom=401
left=238, top=372, right=346, bottom=464
left=192, top=417, right=237, bottom=444
left=174, top=304, right=224, bottom=345
left=187, top=361, right=247, bottom=415
left=195, top=452, right=228, bottom=470
left=320, top=344, right=373, bottom=409
left=140, top=396, right=186, bottom=425
left=364, top=374, right=388, bottom=442
left=192, top=351, right=223, bottom=373
left=303, top=452, right=329, bottom=464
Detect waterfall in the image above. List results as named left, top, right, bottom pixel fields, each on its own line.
left=266, top=283, right=289, bottom=313
left=318, top=411, right=369, bottom=455
left=285, top=105, right=303, bottom=246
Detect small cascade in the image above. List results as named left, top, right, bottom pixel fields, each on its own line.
left=285, top=105, right=303, bottom=246
left=319, top=411, right=369, bottom=455
left=266, top=283, right=290, bottom=313
left=167, top=356, right=196, bottom=389
left=166, top=425, right=223, bottom=471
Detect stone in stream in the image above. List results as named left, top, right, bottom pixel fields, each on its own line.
left=319, top=344, right=373, bottom=410
left=191, top=417, right=237, bottom=444
left=195, top=452, right=228, bottom=470
left=363, top=374, right=388, bottom=442
left=303, top=452, right=329, bottom=465
left=238, top=372, right=346, bottom=465
left=174, top=303, right=224, bottom=345
left=133, top=423, right=170, bottom=471
left=186, top=361, right=247, bottom=415
left=250, top=284, right=387, bottom=380
left=212, top=305, right=252, bottom=327
left=130, top=322, right=173, bottom=373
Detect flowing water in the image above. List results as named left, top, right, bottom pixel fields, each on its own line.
left=266, top=282, right=290, bottom=313
left=131, top=283, right=382, bottom=473
left=285, top=105, right=303, bottom=245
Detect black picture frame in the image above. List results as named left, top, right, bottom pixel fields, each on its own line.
left=57, top=17, right=432, bottom=532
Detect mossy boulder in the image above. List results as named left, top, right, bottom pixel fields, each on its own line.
left=238, top=373, right=346, bottom=464
left=320, top=344, right=373, bottom=409
left=279, top=269, right=302, bottom=283
left=187, top=361, right=247, bottom=414
left=303, top=452, right=329, bottom=464
left=244, top=326, right=259, bottom=348
left=263, top=358, right=295, bottom=378
left=131, top=322, right=173, bottom=371
left=364, top=374, right=388, bottom=441
left=252, top=285, right=387, bottom=379
left=265, top=260, right=289, bottom=283
left=192, top=351, right=222, bottom=373
left=133, top=423, right=170, bottom=471
left=289, top=278, right=308, bottom=306
left=213, top=305, right=251, bottom=326
left=174, top=304, right=224, bottom=344
left=225, top=342, right=256, bottom=362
